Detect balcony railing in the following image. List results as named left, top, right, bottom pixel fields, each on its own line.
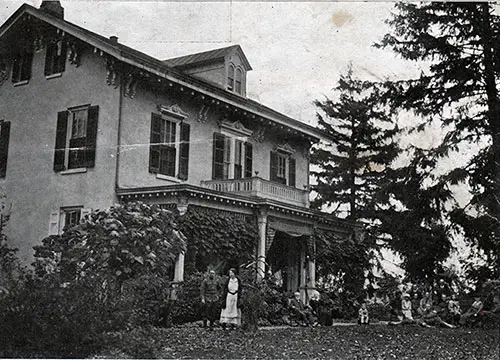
left=200, top=177, right=309, bottom=208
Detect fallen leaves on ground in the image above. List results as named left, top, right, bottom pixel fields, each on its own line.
left=98, top=324, right=499, bottom=359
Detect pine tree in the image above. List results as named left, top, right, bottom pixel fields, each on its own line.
left=377, top=2, right=500, bottom=278
left=310, top=65, right=399, bottom=221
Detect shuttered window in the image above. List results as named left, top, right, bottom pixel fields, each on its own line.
left=53, top=105, right=99, bottom=171
left=270, top=151, right=296, bottom=187
left=44, top=39, right=67, bottom=76
left=0, top=121, right=11, bottom=178
left=12, top=51, right=33, bottom=83
left=213, top=133, right=253, bottom=180
left=149, top=113, right=190, bottom=180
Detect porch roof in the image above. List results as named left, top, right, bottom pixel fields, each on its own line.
left=116, top=184, right=360, bottom=232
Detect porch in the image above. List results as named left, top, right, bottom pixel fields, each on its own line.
left=200, top=177, right=310, bottom=208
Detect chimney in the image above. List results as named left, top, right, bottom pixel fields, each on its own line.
left=40, top=1, right=64, bottom=19
left=109, top=36, right=119, bottom=43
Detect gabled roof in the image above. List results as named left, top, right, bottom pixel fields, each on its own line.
left=163, top=45, right=252, bottom=71
left=0, top=3, right=331, bottom=143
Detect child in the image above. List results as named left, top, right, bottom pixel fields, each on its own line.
left=401, top=293, right=414, bottom=322
left=358, top=302, right=369, bottom=325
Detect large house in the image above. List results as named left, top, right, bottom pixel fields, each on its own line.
left=0, top=1, right=360, bottom=298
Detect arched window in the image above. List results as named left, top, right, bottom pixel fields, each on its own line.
left=235, top=68, right=243, bottom=94
left=227, top=64, right=235, bottom=90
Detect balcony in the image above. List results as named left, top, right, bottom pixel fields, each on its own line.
left=200, top=177, right=310, bottom=208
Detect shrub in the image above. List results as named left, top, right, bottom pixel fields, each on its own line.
left=0, top=202, right=186, bottom=358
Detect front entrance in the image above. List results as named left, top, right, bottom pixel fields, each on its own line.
left=267, top=231, right=308, bottom=294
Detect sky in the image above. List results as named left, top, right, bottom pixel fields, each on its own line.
left=0, top=1, right=422, bottom=125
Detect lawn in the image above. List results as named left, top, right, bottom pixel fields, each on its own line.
left=99, top=324, right=499, bottom=359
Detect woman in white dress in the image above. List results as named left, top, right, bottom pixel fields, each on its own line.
left=220, top=268, right=242, bottom=329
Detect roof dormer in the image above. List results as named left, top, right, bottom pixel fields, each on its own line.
left=163, top=45, right=251, bottom=97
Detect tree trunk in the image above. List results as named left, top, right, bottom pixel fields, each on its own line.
left=479, top=3, right=500, bottom=231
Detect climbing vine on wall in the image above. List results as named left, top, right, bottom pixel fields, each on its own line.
left=178, top=206, right=257, bottom=273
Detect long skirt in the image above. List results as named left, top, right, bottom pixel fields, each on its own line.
left=220, top=293, right=241, bottom=325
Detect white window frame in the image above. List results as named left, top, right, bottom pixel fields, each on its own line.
left=48, top=207, right=92, bottom=235
left=220, top=121, right=252, bottom=180
left=155, top=104, right=188, bottom=182
left=64, top=105, right=90, bottom=171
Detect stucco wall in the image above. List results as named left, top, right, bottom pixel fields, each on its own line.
left=0, top=45, right=120, bottom=263
left=118, top=80, right=310, bottom=197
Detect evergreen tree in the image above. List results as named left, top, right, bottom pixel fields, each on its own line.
left=377, top=2, right=500, bottom=278
left=310, top=65, right=399, bottom=221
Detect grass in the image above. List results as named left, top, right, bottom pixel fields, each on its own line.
left=98, top=324, right=500, bottom=359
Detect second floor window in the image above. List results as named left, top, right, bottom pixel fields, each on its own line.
left=149, top=113, right=190, bottom=180
left=53, top=105, right=99, bottom=171
left=12, top=50, right=33, bottom=84
left=227, top=64, right=235, bottom=91
left=213, top=132, right=252, bottom=180
left=270, top=151, right=296, bottom=187
left=45, top=39, right=67, bottom=76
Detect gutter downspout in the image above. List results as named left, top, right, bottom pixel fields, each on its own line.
left=114, top=73, right=123, bottom=199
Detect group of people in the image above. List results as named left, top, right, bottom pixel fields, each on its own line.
left=200, top=268, right=242, bottom=330
left=359, top=279, right=500, bottom=328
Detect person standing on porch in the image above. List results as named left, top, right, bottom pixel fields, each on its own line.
left=200, top=269, right=221, bottom=330
left=220, top=268, right=242, bottom=329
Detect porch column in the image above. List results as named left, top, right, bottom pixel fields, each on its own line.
left=174, top=196, right=189, bottom=283
left=173, top=252, right=185, bottom=282
left=257, top=208, right=268, bottom=281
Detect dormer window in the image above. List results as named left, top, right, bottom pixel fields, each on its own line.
left=228, top=64, right=235, bottom=91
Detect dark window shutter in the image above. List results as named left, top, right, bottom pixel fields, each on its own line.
left=178, top=122, right=190, bottom=180
left=44, top=43, right=54, bottom=76
left=57, top=41, right=67, bottom=73
left=12, top=55, right=20, bottom=83
left=288, top=157, right=296, bottom=187
left=0, top=121, right=11, bottom=178
left=22, top=52, right=33, bottom=81
left=244, top=142, right=253, bottom=178
left=213, top=133, right=225, bottom=180
left=54, top=111, right=68, bottom=171
left=270, top=151, right=278, bottom=182
left=149, top=113, right=162, bottom=173
left=85, top=105, right=99, bottom=168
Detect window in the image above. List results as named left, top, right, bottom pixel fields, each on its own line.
left=0, top=120, right=11, bottom=178
left=235, top=68, right=242, bottom=94
left=53, top=105, right=99, bottom=172
left=45, top=39, right=67, bottom=76
left=213, top=133, right=252, bottom=180
left=270, top=151, right=296, bottom=187
left=149, top=113, right=190, bottom=180
left=12, top=50, right=33, bottom=84
left=227, top=64, right=235, bottom=91
left=227, top=64, right=244, bottom=95
left=48, top=207, right=91, bottom=235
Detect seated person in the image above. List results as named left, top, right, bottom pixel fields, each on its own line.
left=418, top=305, right=455, bottom=328
left=417, top=291, right=433, bottom=316
left=289, top=291, right=315, bottom=326
left=447, top=294, right=461, bottom=325
left=358, top=302, right=369, bottom=325
left=401, top=293, right=415, bottom=323
left=460, top=296, right=483, bottom=326
left=309, top=290, right=321, bottom=317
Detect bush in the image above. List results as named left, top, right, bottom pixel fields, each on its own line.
left=171, top=272, right=213, bottom=324
left=0, top=202, right=186, bottom=358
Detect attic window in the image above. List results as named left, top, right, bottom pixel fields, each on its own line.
left=228, top=64, right=235, bottom=90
